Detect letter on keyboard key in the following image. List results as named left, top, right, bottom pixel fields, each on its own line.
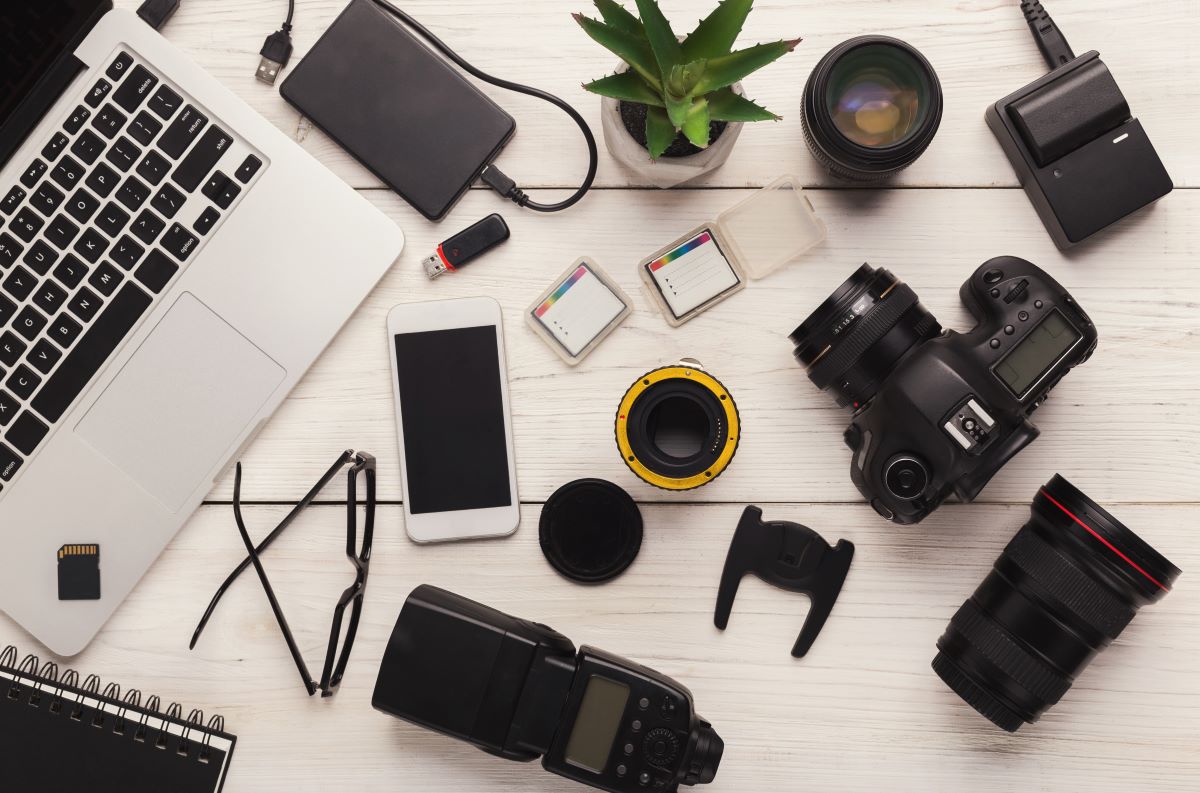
left=135, top=249, right=179, bottom=293
left=172, top=127, right=233, bottom=192
left=31, top=284, right=152, bottom=423
left=6, top=411, right=48, bottom=456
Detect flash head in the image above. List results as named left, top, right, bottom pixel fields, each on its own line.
left=372, top=585, right=723, bottom=792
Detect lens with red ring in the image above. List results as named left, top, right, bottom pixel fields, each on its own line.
left=932, top=474, right=1180, bottom=731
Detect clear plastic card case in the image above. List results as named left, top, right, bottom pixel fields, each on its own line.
left=527, top=258, right=633, bottom=365
left=638, top=175, right=826, bottom=326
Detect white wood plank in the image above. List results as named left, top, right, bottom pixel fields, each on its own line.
left=2, top=502, right=1195, bottom=792
left=203, top=187, right=1200, bottom=503
left=112, top=0, right=1200, bottom=188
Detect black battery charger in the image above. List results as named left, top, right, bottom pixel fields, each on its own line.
left=988, top=3, right=1172, bottom=249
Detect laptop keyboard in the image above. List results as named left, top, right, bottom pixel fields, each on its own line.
left=0, top=51, right=266, bottom=493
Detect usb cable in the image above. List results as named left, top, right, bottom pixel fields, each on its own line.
left=1020, top=1, right=1075, bottom=69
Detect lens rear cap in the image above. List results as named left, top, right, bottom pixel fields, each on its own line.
left=540, top=479, right=643, bottom=584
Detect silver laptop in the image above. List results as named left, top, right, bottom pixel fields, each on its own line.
left=0, top=3, right=404, bottom=655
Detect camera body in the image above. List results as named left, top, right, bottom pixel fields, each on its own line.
left=372, top=585, right=722, bottom=793
left=793, top=257, right=1097, bottom=524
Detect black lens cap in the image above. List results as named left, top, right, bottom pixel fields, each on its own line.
left=540, top=479, right=643, bottom=584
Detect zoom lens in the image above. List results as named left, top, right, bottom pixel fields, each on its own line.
left=801, top=36, right=943, bottom=181
left=933, top=475, right=1180, bottom=731
left=790, top=264, right=942, bottom=408
left=616, top=362, right=740, bottom=491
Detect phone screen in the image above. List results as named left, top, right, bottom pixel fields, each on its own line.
left=393, top=325, right=512, bottom=514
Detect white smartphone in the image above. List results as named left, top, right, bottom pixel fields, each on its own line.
left=387, top=297, right=520, bottom=542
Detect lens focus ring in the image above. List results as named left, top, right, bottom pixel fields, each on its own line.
left=808, top=283, right=918, bottom=388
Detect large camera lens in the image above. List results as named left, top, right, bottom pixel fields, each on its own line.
left=801, top=36, right=943, bottom=181
left=616, top=362, right=740, bottom=491
left=790, top=264, right=942, bottom=408
left=933, top=475, right=1180, bottom=731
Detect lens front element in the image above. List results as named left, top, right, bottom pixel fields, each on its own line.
left=827, top=43, right=931, bottom=148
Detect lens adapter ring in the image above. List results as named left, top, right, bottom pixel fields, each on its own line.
left=615, top=365, right=740, bottom=491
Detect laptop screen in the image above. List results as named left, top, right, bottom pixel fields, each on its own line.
left=0, top=0, right=109, bottom=132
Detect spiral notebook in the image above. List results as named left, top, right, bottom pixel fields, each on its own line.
left=0, top=645, right=237, bottom=792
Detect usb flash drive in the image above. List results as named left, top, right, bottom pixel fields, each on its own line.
left=423, top=214, right=511, bottom=279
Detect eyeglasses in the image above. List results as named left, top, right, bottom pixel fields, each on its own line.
left=190, top=450, right=376, bottom=698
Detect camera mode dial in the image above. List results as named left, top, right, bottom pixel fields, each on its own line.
left=643, top=728, right=680, bottom=767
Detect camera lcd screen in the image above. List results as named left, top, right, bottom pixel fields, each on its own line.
left=564, top=676, right=631, bottom=774
left=994, top=309, right=1082, bottom=397
left=394, top=326, right=512, bottom=514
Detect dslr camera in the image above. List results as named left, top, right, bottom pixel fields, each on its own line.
left=372, top=585, right=723, bottom=793
left=790, top=257, right=1097, bottom=524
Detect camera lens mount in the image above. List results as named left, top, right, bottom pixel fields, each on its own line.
left=790, top=264, right=942, bottom=408
left=933, top=475, right=1180, bottom=731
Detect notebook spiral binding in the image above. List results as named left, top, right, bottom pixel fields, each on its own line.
left=2, top=645, right=227, bottom=765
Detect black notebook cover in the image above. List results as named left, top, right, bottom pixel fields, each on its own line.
left=0, top=645, right=237, bottom=793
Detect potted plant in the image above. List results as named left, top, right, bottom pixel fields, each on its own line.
left=575, top=0, right=799, bottom=188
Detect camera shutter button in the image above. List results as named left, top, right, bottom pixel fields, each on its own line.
left=983, top=268, right=1004, bottom=284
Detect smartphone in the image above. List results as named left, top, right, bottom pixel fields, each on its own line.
left=387, top=297, right=520, bottom=542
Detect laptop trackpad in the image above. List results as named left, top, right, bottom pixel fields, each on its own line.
left=76, top=293, right=286, bottom=513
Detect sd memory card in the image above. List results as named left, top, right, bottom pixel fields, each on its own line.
left=57, top=544, right=100, bottom=600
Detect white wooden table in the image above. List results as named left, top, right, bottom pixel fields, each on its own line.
left=4, top=1, right=1199, bottom=790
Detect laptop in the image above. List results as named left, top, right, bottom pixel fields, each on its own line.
left=0, top=2, right=404, bottom=656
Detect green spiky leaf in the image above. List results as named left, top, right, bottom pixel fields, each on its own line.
left=574, top=14, right=662, bottom=90
left=665, top=60, right=707, bottom=98
left=681, top=0, right=753, bottom=61
left=681, top=99, right=712, bottom=148
left=664, top=92, right=695, bottom=129
left=707, top=87, right=779, bottom=121
left=694, top=39, right=800, bottom=94
left=593, top=0, right=643, bottom=36
left=634, top=0, right=682, bottom=78
left=584, top=71, right=665, bottom=106
left=645, top=105, right=677, bottom=159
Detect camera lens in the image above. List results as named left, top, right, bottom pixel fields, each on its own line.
left=884, top=456, right=929, bottom=500
left=616, top=363, right=740, bottom=491
left=933, top=475, right=1180, bottom=731
left=790, top=264, right=942, bottom=408
left=801, top=36, right=943, bottom=181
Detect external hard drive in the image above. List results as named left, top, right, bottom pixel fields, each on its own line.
left=280, top=0, right=516, bottom=220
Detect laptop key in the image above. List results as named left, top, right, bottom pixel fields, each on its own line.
left=173, top=127, right=232, bottom=192
left=159, top=106, right=208, bottom=159
left=50, top=156, right=84, bottom=190
left=44, top=216, right=80, bottom=250
left=113, top=65, right=159, bottom=114
left=137, top=150, right=171, bottom=186
left=2, top=266, right=36, bottom=301
left=111, top=237, right=145, bottom=271
left=32, top=284, right=153, bottom=423
left=33, top=279, right=68, bottom=315
left=63, top=106, right=91, bottom=135
left=1, top=187, right=25, bottom=215
left=96, top=203, right=131, bottom=237
left=235, top=155, right=263, bottom=183
left=69, top=287, right=103, bottom=323
left=135, top=249, right=179, bottom=293
left=91, top=104, right=128, bottom=140
left=21, top=160, right=47, bottom=189
left=0, top=390, right=16, bottom=426
left=47, top=314, right=83, bottom=349
left=5, top=412, right=49, bottom=456
left=27, top=340, right=62, bottom=375
left=202, top=172, right=240, bottom=209
left=0, top=234, right=23, bottom=267
left=71, top=129, right=107, bottom=166
left=0, top=297, right=15, bottom=328
left=193, top=207, right=220, bottom=236
left=6, top=365, right=40, bottom=400
left=54, top=255, right=88, bottom=289
left=89, top=262, right=124, bottom=297
left=0, top=332, right=23, bottom=366
left=128, top=111, right=163, bottom=147
left=151, top=184, right=185, bottom=219
left=148, top=85, right=183, bottom=120
left=66, top=189, right=101, bottom=225
left=85, top=79, right=113, bottom=108
left=105, top=137, right=141, bottom=173
left=131, top=211, right=166, bottom=245
left=24, top=241, right=59, bottom=275
left=13, top=307, right=47, bottom=342
left=41, top=133, right=69, bottom=163
left=161, top=224, right=199, bottom=262
left=31, top=183, right=65, bottom=216
left=116, top=177, right=151, bottom=211
left=0, top=443, right=21, bottom=481
left=11, top=210, right=44, bottom=242
left=85, top=164, right=119, bottom=200
left=106, top=52, right=134, bottom=82
left=74, top=229, right=109, bottom=264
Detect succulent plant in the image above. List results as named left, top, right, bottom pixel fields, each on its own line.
left=575, top=0, right=799, bottom=158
